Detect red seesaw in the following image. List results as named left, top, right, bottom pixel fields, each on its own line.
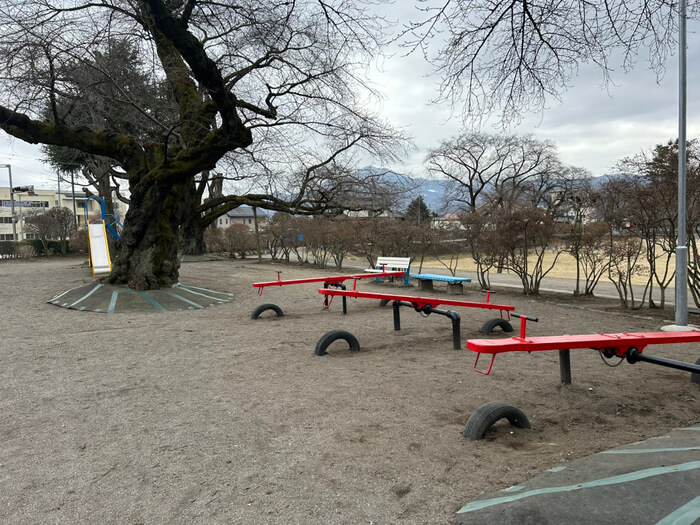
left=251, top=268, right=406, bottom=317
left=319, top=284, right=515, bottom=349
left=253, top=269, right=406, bottom=294
left=466, top=313, right=700, bottom=383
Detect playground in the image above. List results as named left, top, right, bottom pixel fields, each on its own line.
left=1, top=256, right=698, bottom=523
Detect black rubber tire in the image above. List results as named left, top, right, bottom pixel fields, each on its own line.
left=480, top=318, right=514, bottom=334
left=379, top=299, right=390, bottom=307
left=462, top=402, right=531, bottom=440
left=315, top=330, right=361, bottom=356
left=251, top=303, right=284, bottom=320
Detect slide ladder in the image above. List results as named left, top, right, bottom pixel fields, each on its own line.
left=84, top=196, right=122, bottom=241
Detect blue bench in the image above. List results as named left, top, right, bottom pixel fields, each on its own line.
left=411, top=273, right=471, bottom=293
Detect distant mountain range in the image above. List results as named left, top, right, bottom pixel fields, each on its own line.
left=357, top=166, right=456, bottom=214
left=358, top=166, right=628, bottom=216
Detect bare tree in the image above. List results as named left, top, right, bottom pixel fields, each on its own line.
left=40, top=37, right=170, bottom=218
left=349, top=217, right=384, bottom=268
left=578, top=222, right=611, bottom=296
left=0, top=1, right=405, bottom=289
left=431, top=224, right=467, bottom=277
left=595, top=175, right=649, bottom=308
left=224, top=224, right=255, bottom=259
left=493, top=206, right=564, bottom=295
left=434, top=131, right=569, bottom=290
left=459, top=210, right=497, bottom=289
left=24, top=207, right=75, bottom=256
left=607, top=234, right=646, bottom=309
left=324, top=219, right=356, bottom=270
left=425, top=132, right=562, bottom=212
left=688, top=160, right=700, bottom=307
left=403, top=0, right=686, bottom=123
left=613, top=140, right=700, bottom=308
left=24, top=211, right=57, bottom=257
left=304, top=217, right=333, bottom=269
left=557, top=169, right=597, bottom=295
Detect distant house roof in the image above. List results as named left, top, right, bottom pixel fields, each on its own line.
left=226, top=205, right=269, bottom=219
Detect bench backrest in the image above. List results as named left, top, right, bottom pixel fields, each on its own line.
left=376, top=256, right=411, bottom=269
left=375, top=256, right=411, bottom=284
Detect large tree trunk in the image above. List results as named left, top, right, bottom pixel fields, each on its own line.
left=108, top=180, right=188, bottom=289
left=179, top=178, right=207, bottom=255
left=180, top=218, right=207, bottom=255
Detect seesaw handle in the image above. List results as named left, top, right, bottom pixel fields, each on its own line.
left=512, top=313, right=539, bottom=322
left=512, top=313, right=538, bottom=340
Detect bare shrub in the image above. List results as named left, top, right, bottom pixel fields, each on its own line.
left=16, top=244, right=36, bottom=259
left=69, top=229, right=89, bottom=253
left=224, top=224, right=255, bottom=259
left=204, top=227, right=226, bottom=254
left=325, top=219, right=356, bottom=269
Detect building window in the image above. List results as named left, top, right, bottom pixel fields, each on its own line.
left=25, top=233, right=37, bottom=240
left=0, top=216, right=13, bottom=223
left=30, top=201, right=49, bottom=208
left=0, top=234, right=16, bottom=241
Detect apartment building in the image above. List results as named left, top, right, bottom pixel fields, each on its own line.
left=0, top=186, right=103, bottom=241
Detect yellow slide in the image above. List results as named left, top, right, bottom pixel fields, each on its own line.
left=87, top=222, right=112, bottom=277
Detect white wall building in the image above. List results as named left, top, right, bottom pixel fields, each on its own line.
left=0, top=187, right=105, bottom=241
left=216, top=206, right=269, bottom=230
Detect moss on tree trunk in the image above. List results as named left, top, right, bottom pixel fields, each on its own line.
left=180, top=217, right=206, bottom=255
left=179, top=178, right=207, bottom=255
left=108, top=180, right=189, bottom=290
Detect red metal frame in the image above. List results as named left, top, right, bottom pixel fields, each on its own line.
left=252, top=269, right=406, bottom=296
left=467, top=329, right=700, bottom=375
left=319, top=286, right=514, bottom=314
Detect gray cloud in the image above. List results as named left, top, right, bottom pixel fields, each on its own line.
left=3, top=4, right=699, bottom=186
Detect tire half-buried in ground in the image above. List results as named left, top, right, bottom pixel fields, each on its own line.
left=251, top=303, right=284, bottom=320
left=480, top=317, right=514, bottom=334
left=315, top=330, right=361, bottom=356
left=463, top=401, right=531, bottom=440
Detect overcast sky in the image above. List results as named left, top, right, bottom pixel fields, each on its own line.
left=2, top=3, right=699, bottom=189
left=368, top=3, right=700, bottom=179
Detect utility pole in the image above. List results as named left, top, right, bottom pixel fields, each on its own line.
left=675, top=0, right=689, bottom=326
left=253, top=206, right=262, bottom=263
left=2, top=164, right=16, bottom=240
left=70, top=171, right=78, bottom=229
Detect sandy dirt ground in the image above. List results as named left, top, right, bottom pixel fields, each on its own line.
left=1, top=256, right=698, bottom=524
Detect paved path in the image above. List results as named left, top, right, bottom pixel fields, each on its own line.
left=332, top=257, right=697, bottom=310
left=457, top=425, right=700, bottom=524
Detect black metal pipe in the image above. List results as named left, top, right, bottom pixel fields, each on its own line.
left=419, top=304, right=462, bottom=350
left=445, top=309, right=462, bottom=350
left=627, top=347, right=700, bottom=374
left=391, top=302, right=462, bottom=349
left=559, top=350, right=572, bottom=384
left=339, top=284, right=347, bottom=315
left=326, top=283, right=347, bottom=314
